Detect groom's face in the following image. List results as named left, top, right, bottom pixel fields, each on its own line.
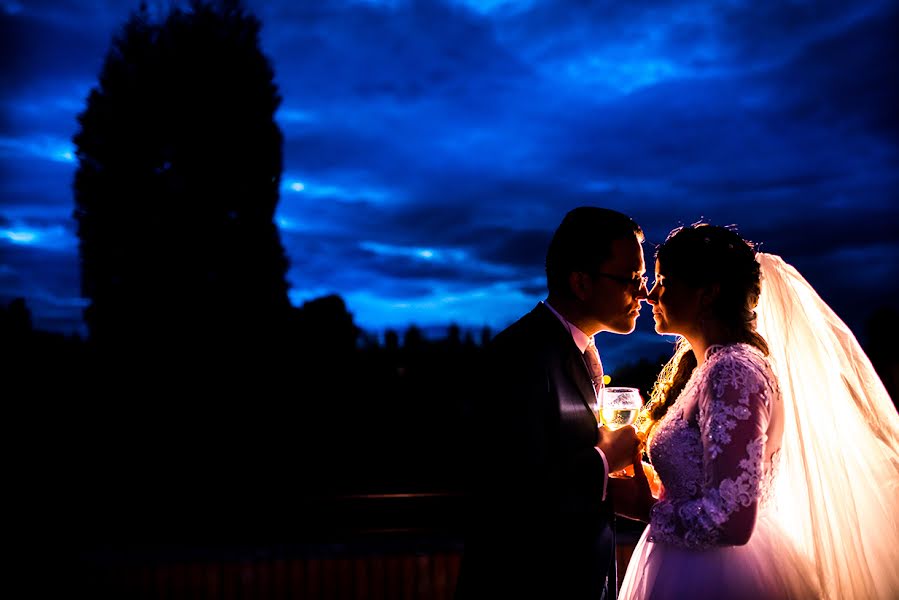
left=585, top=235, right=647, bottom=334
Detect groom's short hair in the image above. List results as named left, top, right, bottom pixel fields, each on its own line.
left=545, top=206, right=643, bottom=297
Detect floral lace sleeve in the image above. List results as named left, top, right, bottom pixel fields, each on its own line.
left=650, top=351, right=773, bottom=549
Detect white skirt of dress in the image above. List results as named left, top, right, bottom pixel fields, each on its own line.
left=618, top=513, right=820, bottom=600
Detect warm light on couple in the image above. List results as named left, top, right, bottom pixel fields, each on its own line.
left=457, top=206, right=899, bottom=600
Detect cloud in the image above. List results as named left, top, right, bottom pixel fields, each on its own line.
left=0, top=216, right=77, bottom=251
left=0, top=6, right=124, bottom=92
left=0, top=134, right=77, bottom=163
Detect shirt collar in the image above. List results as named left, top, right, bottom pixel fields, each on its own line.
left=542, top=300, right=594, bottom=354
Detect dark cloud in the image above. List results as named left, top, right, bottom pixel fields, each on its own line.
left=469, top=226, right=551, bottom=269
left=763, top=2, right=899, bottom=138
left=0, top=6, right=122, bottom=93
left=261, top=0, right=530, bottom=105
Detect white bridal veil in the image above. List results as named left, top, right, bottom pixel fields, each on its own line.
left=756, top=253, right=899, bottom=600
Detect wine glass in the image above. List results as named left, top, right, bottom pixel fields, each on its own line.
left=598, top=386, right=642, bottom=430
left=598, top=386, right=642, bottom=479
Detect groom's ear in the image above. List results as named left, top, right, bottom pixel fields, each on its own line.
left=570, top=271, right=591, bottom=300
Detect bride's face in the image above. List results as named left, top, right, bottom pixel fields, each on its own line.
left=646, top=259, right=703, bottom=336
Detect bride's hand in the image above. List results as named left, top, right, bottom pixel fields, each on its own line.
left=608, top=456, right=657, bottom=523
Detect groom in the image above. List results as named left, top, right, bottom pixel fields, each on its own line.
left=457, top=206, right=646, bottom=599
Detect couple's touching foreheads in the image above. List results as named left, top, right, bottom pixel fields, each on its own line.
left=456, top=206, right=899, bottom=600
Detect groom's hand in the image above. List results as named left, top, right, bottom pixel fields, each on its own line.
left=596, top=425, right=641, bottom=473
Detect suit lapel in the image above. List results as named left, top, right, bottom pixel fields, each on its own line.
left=566, top=348, right=598, bottom=411
left=533, top=303, right=598, bottom=413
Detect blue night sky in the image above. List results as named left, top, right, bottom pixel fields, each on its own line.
left=2, top=0, right=897, bottom=372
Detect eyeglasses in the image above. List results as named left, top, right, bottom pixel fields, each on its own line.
left=594, top=272, right=649, bottom=291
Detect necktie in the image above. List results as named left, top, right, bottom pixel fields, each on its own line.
left=583, top=342, right=604, bottom=398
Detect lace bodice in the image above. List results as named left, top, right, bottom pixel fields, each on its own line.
left=647, top=343, right=783, bottom=550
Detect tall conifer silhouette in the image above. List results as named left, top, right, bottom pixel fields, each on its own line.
left=73, top=0, right=289, bottom=370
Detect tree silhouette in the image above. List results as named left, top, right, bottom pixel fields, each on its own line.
left=294, top=293, right=360, bottom=366
left=72, top=0, right=290, bottom=371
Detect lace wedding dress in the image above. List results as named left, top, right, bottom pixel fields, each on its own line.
left=618, top=343, right=819, bottom=599
left=619, top=253, right=899, bottom=599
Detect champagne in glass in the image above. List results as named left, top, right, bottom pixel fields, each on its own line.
left=599, top=387, right=641, bottom=431
left=599, top=386, right=643, bottom=479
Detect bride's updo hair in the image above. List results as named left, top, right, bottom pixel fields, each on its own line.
left=643, top=222, right=768, bottom=431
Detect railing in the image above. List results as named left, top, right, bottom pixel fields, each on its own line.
left=76, top=540, right=463, bottom=599
left=71, top=492, right=643, bottom=599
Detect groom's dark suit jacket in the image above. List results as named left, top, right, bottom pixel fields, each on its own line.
left=456, top=302, right=617, bottom=600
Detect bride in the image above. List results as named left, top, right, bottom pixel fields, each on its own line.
left=613, top=223, right=899, bottom=599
